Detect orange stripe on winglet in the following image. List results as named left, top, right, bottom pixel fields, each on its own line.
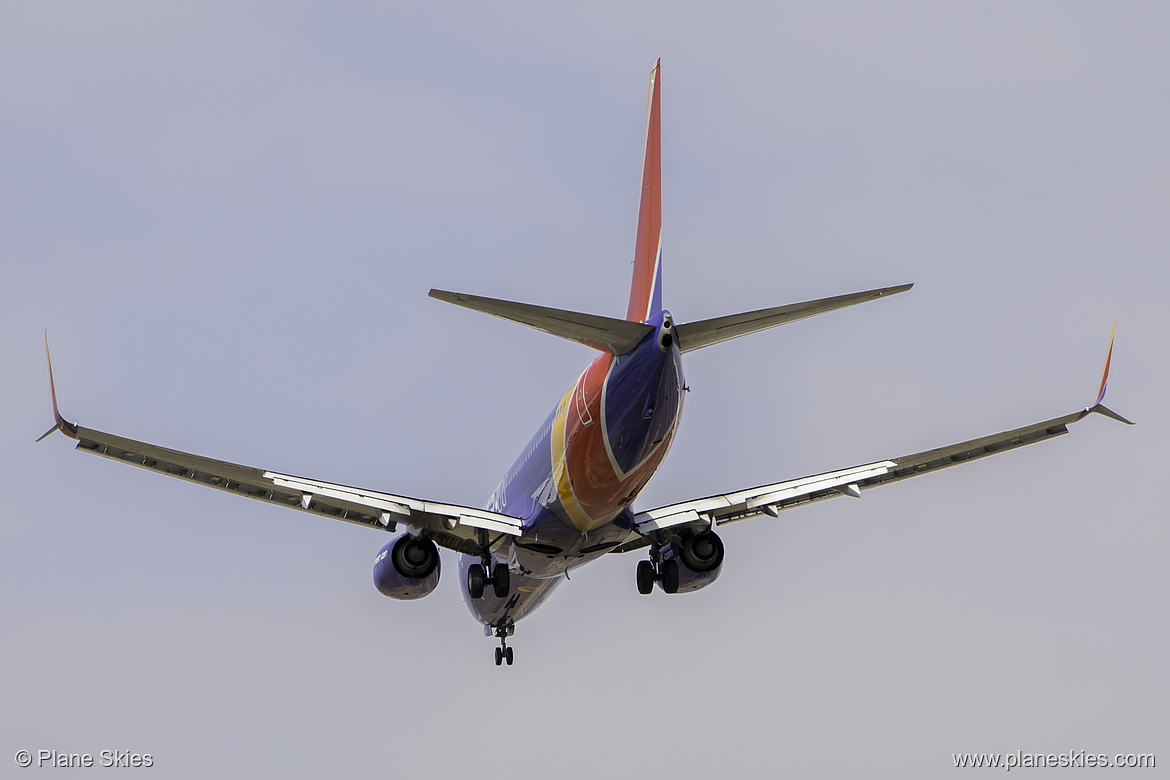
left=1095, top=321, right=1116, bottom=406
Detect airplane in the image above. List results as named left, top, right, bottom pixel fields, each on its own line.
left=38, top=60, right=1131, bottom=666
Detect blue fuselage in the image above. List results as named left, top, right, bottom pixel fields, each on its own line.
left=459, top=311, right=684, bottom=630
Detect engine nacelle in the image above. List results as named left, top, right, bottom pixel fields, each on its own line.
left=372, top=534, right=441, bottom=600
left=658, top=531, right=725, bottom=594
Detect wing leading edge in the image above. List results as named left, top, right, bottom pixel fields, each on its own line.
left=38, top=339, right=522, bottom=556
left=616, top=329, right=1132, bottom=552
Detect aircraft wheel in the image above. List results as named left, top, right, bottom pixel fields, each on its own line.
left=492, top=563, right=510, bottom=598
left=468, top=564, right=486, bottom=599
left=494, top=647, right=503, bottom=666
left=505, top=646, right=514, bottom=666
left=661, top=559, right=680, bottom=594
left=636, top=560, right=655, bottom=595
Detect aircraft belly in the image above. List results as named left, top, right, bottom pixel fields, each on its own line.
left=458, top=552, right=565, bottom=627
left=458, top=514, right=632, bottom=628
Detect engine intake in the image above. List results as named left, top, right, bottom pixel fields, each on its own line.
left=373, top=534, right=441, bottom=600
left=656, top=531, right=725, bottom=594
left=680, top=530, right=723, bottom=572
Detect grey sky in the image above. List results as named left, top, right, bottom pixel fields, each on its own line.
left=3, top=3, right=1166, bottom=777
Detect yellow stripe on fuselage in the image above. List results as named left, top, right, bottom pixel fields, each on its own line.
left=551, top=380, right=600, bottom=532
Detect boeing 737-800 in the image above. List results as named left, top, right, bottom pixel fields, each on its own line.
left=39, top=61, right=1130, bottom=665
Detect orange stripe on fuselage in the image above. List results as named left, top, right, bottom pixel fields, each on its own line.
left=552, top=350, right=677, bottom=532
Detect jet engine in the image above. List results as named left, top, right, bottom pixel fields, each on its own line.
left=657, top=530, right=724, bottom=594
left=372, top=534, right=441, bottom=600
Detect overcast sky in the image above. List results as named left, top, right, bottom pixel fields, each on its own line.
left=2, top=2, right=1166, bottom=778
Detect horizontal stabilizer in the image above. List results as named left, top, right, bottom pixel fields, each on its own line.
left=674, top=283, right=913, bottom=353
left=429, top=290, right=653, bottom=354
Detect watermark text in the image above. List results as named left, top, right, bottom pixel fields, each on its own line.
left=953, top=750, right=1154, bottom=770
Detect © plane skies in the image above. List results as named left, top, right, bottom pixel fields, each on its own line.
left=39, top=61, right=1131, bottom=665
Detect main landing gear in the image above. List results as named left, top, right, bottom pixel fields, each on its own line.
left=492, top=621, right=515, bottom=666
left=636, top=551, right=679, bottom=594
left=467, top=560, right=510, bottom=599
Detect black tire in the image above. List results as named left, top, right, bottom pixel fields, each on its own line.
left=494, top=647, right=503, bottom=666
left=636, top=560, right=655, bottom=595
left=467, top=563, right=486, bottom=599
left=505, top=646, right=514, bottom=666
left=492, top=564, right=510, bottom=598
left=661, top=559, right=680, bottom=594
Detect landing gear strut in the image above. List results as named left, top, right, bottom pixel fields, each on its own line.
left=636, top=549, right=679, bottom=594
left=467, top=561, right=510, bottom=599
left=492, top=621, right=515, bottom=666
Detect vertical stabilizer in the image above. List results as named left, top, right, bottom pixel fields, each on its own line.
left=625, top=60, right=663, bottom=324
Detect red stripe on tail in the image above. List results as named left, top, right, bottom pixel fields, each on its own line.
left=625, top=60, right=662, bottom=323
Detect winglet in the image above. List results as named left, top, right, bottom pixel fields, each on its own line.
left=1094, top=321, right=1116, bottom=406
left=1084, top=322, right=1133, bottom=425
left=37, top=333, right=79, bottom=442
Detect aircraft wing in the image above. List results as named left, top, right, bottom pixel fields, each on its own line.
left=37, top=344, right=522, bottom=557
left=616, top=331, right=1132, bottom=552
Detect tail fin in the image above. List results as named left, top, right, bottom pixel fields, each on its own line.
left=626, top=59, right=663, bottom=324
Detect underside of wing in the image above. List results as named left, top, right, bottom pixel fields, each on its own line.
left=614, top=402, right=1131, bottom=554
left=66, top=424, right=522, bottom=554
left=66, top=425, right=522, bottom=555
left=37, top=339, right=521, bottom=556
left=614, top=326, right=1131, bottom=553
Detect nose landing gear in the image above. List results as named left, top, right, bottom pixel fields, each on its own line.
left=492, top=620, right=515, bottom=666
